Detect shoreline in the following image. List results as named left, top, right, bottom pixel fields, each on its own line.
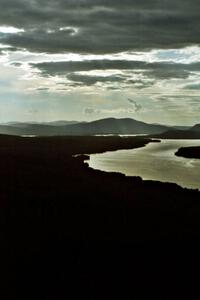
left=78, top=140, right=200, bottom=192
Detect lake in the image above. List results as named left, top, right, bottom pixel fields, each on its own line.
left=88, top=140, right=200, bottom=190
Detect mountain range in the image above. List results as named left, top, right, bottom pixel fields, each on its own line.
left=0, top=117, right=199, bottom=137
left=150, top=123, right=200, bottom=139
left=0, top=118, right=171, bottom=136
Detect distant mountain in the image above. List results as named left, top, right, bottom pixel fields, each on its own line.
left=150, top=122, right=200, bottom=139
left=0, top=124, right=56, bottom=136
left=173, top=126, right=191, bottom=130
left=0, top=118, right=172, bottom=136
left=62, top=118, right=171, bottom=135
left=191, top=124, right=200, bottom=132
left=3, top=120, right=80, bottom=126
left=0, top=118, right=162, bottom=136
left=42, top=120, right=82, bottom=126
left=150, top=129, right=200, bottom=139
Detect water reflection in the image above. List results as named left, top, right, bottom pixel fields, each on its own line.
left=89, top=140, right=200, bottom=190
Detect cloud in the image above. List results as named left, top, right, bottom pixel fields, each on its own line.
left=151, top=94, right=200, bottom=109
left=0, top=1, right=200, bottom=55
left=36, top=87, right=49, bottom=91
left=127, top=98, right=142, bottom=112
left=31, top=60, right=143, bottom=75
left=29, top=60, right=200, bottom=90
left=0, top=0, right=200, bottom=125
left=84, top=107, right=100, bottom=114
left=67, top=73, right=126, bottom=86
left=183, top=83, right=200, bottom=90
left=32, top=60, right=200, bottom=79
left=84, top=106, right=139, bottom=115
left=84, top=98, right=143, bottom=115
left=11, top=62, right=22, bottom=67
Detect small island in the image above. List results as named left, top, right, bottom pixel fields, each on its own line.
left=175, top=146, right=200, bottom=159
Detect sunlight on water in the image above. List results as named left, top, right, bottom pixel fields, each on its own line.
left=89, top=140, right=200, bottom=190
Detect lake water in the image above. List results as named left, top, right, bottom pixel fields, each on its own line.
left=88, top=140, right=200, bottom=190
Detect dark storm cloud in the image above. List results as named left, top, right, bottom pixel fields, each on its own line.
left=31, top=60, right=144, bottom=74
left=67, top=73, right=125, bottom=86
left=31, top=60, right=200, bottom=81
left=138, top=62, right=200, bottom=80
left=0, top=0, right=200, bottom=54
left=0, top=46, right=19, bottom=55
left=55, top=70, right=153, bottom=89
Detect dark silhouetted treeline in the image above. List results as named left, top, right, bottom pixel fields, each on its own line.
left=1, top=135, right=200, bottom=299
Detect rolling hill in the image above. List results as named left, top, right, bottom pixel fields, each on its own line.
left=191, top=124, right=200, bottom=132
left=0, top=118, right=172, bottom=136
left=150, top=125, right=200, bottom=139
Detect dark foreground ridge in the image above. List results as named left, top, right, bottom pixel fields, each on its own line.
left=176, top=146, right=200, bottom=159
left=1, top=135, right=200, bottom=299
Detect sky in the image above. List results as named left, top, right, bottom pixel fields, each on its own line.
left=0, top=0, right=200, bottom=125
